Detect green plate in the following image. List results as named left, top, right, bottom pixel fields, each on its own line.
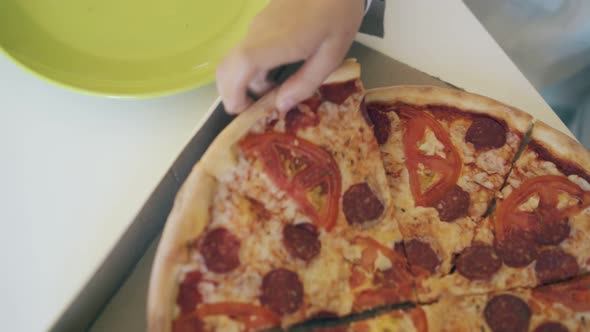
left=0, top=0, right=267, bottom=98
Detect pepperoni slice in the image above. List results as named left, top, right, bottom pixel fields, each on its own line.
left=285, top=107, right=319, bottom=135
left=367, top=106, right=391, bottom=145
left=342, top=183, right=384, bottom=225
left=394, top=241, right=406, bottom=258
left=176, top=271, right=202, bottom=314
left=456, top=243, right=502, bottom=280
left=301, top=94, right=322, bottom=113
left=172, top=315, right=204, bottom=332
left=260, top=268, right=303, bottom=315
left=534, top=219, right=570, bottom=245
left=405, top=239, right=440, bottom=275
left=495, top=232, right=537, bottom=268
left=533, top=322, right=569, bottom=332
left=535, top=248, right=579, bottom=284
left=283, top=223, right=321, bottom=262
left=200, top=228, right=241, bottom=273
left=465, top=116, right=507, bottom=150
left=431, top=185, right=470, bottom=222
left=319, top=79, right=360, bottom=104
left=484, top=294, right=531, bottom=332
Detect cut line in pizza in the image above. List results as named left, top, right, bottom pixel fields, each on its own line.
left=147, top=60, right=590, bottom=332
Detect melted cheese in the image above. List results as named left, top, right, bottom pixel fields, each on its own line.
left=518, top=194, right=540, bottom=212
left=539, top=160, right=560, bottom=175
left=473, top=172, right=495, bottom=189
left=342, top=244, right=363, bottom=262
left=418, top=128, right=446, bottom=158
left=203, top=316, right=244, bottom=332
left=476, top=150, right=507, bottom=175
left=374, top=250, right=393, bottom=271
left=300, top=236, right=354, bottom=316
left=417, top=163, right=442, bottom=192
left=568, top=174, right=590, bottom=191
left=557, top=192, right=579, bottom=210
left=362, top=311, right=419, bottom=332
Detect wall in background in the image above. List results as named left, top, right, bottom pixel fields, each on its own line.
left=465, top=0, right=590, bottom=147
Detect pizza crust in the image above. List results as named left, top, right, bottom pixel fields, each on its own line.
left=530, top=120, right=590, bottom=176
left=147, top=93, right=278, bottom=332
left=148, top=165, right=216, bottom=332
left=147, top=60, right=361, bottom=332
left=365, top=85, right=533, bottom=134
left=323, top=58, right=361, bottom=84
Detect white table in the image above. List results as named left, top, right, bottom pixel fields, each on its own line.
left=0, top=1, right=570, bottom=331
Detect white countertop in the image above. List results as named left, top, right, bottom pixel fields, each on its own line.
left=0, top=1, right=570, bottom=331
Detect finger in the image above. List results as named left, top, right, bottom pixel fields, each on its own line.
left=216, top=37, right=317, bottom=113
left=248, top=70, right=275, bottom=96
left=276, top=42, right=347, bottom=112
left=216, top=53, right=256, bottom=114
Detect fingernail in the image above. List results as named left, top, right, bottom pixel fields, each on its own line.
left=278, top=97, right=296, bottom=113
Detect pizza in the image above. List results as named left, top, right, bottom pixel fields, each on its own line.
left=363, top=87, right=533, bottom=302
left=419, top=120, right=590, bottom=300
left=148, top=60, right=415, bottom=332
left=147, top=60, right=590, bottom=332
left=364, top=87, right=590, bottom=303
left=491, top=121, right=590, bottom=282
left=329, top=275, right=590, bottom=332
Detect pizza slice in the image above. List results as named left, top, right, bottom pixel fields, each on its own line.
left=460, top=121, right=590, bottom=291
left=392, top=112, right=590, bottom=301
left=321, top=274, right=590, bottom=332
left=147, top=60, right=415, bottom=332
left=420, top=280, right=590, bottom=332
left=364, top=86, right=532, bottom=301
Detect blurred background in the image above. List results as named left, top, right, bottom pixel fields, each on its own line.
left=465, top=0, right=590, bottom=147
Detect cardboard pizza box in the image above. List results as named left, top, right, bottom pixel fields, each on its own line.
left=48, top=42, right=456, bottom=332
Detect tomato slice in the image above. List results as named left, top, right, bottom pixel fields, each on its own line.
left=352, top=237, right=409, bottom=272
left=172, top=315, right=204, bottom=332
left=350, top=236, right=414, bottom=310
left=189, top=302, right=280, bottom=331
left=239, top=133, right=342, bottom=231
left=494, top=175, right=590, bottom=241
left=409, top=307, right=429, bottom=332
left=532, top=275, right=590, bottom=312
left=353, top=288, right=406, bottom=311
left=398, top=108, right=462, bottom=207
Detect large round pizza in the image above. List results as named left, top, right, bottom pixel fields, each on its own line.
left=147, top=60, right=590, bottom=332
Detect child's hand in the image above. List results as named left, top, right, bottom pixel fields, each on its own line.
left=216, top=0, right=365, bottom=114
